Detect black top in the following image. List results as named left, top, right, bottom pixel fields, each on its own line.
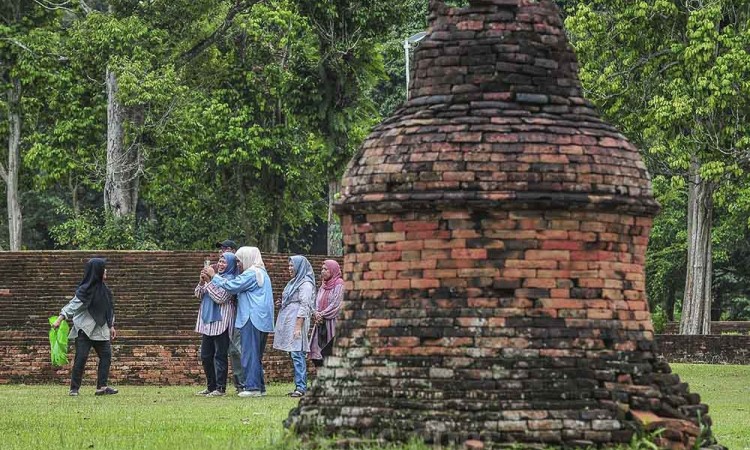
left=75, top=258, right=114, bottom=327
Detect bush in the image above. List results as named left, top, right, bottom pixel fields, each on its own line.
left=50, top=207, right=159, bottom=250
left=651, top=305, right=668, bottom=334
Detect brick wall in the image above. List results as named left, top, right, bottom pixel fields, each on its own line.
left=663, top=321, right=750, bottom=335
left=0, top=251, right=339, bottom=386
left=655, top=335, right=750, bottom=365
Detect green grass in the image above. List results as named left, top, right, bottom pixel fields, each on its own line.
left=0, top=383, right=300, bottom=450
left=1, top=364, right=747, bottom=450
left=672, top=363, right=750, bottom=450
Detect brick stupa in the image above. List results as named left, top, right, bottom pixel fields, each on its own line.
left=287, top=1, right=718, bottom=448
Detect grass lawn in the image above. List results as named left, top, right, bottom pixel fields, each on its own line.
left=1, top=364, right=747, bottom=449
left=672, top=363, right=750, bottom=450
left=0, top=383, right=300, bottom=450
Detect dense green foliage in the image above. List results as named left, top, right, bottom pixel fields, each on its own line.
left=1, top=0, right=413, bottom=252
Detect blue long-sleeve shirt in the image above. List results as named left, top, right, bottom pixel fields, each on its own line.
left=211, top=268, right=274, bottom=332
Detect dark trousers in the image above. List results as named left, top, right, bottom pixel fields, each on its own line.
left=227, top=327, right=244, bottom=391
left=201, top=329, right=230, bottom=392
left=70, top=329, right=112, bottom=390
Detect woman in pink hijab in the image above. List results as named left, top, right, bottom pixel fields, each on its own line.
left=309, top=260, right=344, bottom=366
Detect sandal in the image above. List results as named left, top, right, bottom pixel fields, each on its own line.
left=289, top=390, right=305, bottom=398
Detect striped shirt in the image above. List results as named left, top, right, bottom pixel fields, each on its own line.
left=193, top=282, right=236, bottom=336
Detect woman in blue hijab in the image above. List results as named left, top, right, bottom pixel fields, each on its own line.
left=274, top=255, right=315, bottom=397
left=193, top=252, right=239, bottom=396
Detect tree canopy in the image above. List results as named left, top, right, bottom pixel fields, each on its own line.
left=1, top=0, right=414, bottom=252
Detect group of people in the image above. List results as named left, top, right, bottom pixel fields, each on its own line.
left=50, top=241, right=344, bottom=397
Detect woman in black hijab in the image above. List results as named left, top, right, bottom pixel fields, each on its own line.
left=52, top=258, right=118, bottom=396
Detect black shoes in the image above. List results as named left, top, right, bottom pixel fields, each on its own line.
left=94, top=386, right=119, bottom=396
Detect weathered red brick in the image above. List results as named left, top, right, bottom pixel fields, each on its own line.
left=526, top=250, right=570, bottom=261
left=452, top=248, right=487, bottom=259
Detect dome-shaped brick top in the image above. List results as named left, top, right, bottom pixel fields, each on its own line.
left=339, top=0, right=658, bottom=216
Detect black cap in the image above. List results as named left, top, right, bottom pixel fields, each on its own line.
left=215, top=239, right=238, bottom=250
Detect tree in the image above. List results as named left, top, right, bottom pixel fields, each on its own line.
left=73, top=6, right=172, bottom=219
left=142, top=0, right=410, bottom=252
left=29, top=0, right=226, bottom=241
left=294, top=0, right=415, bottom=254
left=0, top=1, right=62, bottom=250
left=2, top=0, right=428, bottom=253
left=567, top=0, right=750, bottom=334
left=1, top=1, right=32, bottom=251
left=646, top=176, right=687, bottom=322
left=139, top=0, right=330, bottom=251
left=709, top=182, right=750, bottom=320
left=373, top=0, right=428, bottom=117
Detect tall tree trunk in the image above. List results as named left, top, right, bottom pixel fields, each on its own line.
left=256, top=154, right=284, bottom=252
left=327, top=179, right=342, bottom=256
left=666, top=282, right=675, bottom=322
left=3, top=78, right=23, bottom=251
left=68, top=174, right=80, bottom=214
left=679, top=157, right=714, bottom=335
left=104, top=68, right=140, bottom=218
left=711, top=285, right=723, bottom=321
left=260, top=217, right=281, bottom=253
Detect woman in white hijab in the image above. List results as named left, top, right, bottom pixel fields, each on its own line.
left=207, top=246, right=274, bottom=397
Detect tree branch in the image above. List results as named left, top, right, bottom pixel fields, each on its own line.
left=78, top=0, right=92, bottom=15
left=0, top=38, right=34, bottom=55
left=178, top=0, right=264, bottom=66
left=34, top=0, right=75, bottom=13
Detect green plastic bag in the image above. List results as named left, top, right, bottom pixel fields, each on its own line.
left=48, top=316, right=70, bottom=366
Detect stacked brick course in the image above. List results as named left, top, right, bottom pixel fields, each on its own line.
left=663, top=321, right=750, bottom=334
left=656, top=335, right=750, bottom=365
left=0, top=251, right=336, bottom=386
left=288, top=1, right=719, bottom=449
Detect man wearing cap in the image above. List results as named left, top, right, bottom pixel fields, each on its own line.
left=210, top=239, right=244, bottom=393
left=216, top=239, right=238, bottom=253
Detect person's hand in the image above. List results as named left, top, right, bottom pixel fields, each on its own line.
left=52, top=315, right=63, bottom=329
left=200, top=270, right=210, bottom=283
left=111, top=326, right=117, bottom=341
left=205, top=267, right=216, bottom=278
left=274, top=299, right=281, bottom=308
left=293, top=327, right=302, bottom=340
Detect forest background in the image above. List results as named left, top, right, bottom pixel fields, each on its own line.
left=2, top=0, right=750, bottom=331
